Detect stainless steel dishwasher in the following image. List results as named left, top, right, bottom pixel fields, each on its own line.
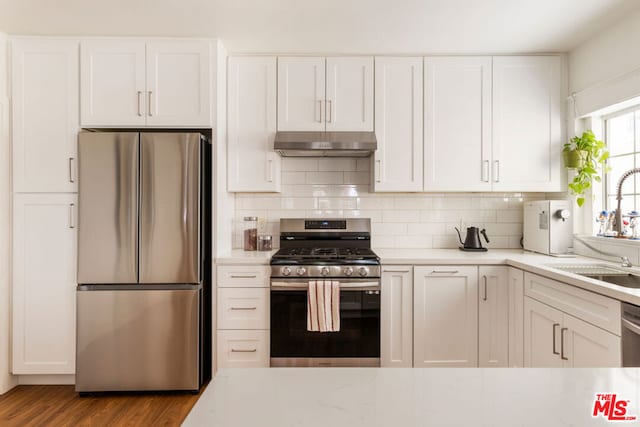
left=622, top=302, right=640, bottom=366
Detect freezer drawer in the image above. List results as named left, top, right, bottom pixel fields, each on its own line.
left=76, top=285, right=200, bottom=392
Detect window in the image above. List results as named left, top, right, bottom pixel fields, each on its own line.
left=604, top=107, right=640, bottom=215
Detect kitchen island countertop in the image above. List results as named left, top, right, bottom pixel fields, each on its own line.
left=183, top=367, right=640, bottom=426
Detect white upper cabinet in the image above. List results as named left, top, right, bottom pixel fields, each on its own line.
left=326, top=57, right=373, bottom=131
left=81, top=39, right=211, bottom=127
left=227, top=56, right=280, bottom=192
left=146, top=40, right=211, bottom=127
left=12, top=39, right=79, bottom=193
left=277, top=56, right=373, bottom=132
left=492, top=56, right=562, bottom=191
left=81, top=40, right=146, bottom=127
left=277, top=57, right=325, bottom=132
left=424, top=57, right=492, bottom=192
left=12, top=193, right=77, bottom=374
left=374, top=57, right=423, bottom=192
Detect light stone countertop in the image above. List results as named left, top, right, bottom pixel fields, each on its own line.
left=183, top=368, right=640, bottom=427
left=215, top=248, right=640, bottom=305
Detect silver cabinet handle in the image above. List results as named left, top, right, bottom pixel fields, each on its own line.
left=375, top=160, right=381, bottom=183
left=148, top=91, right=153, bottom=116
left=137, top=91, right=143, bottom=116
left=267, top=159, right=273, bottom=182
left=231, top=348, right=257, bottom=353
left=560, top=327, right=568, bottom=361
left=482, top=160, right=489, bottom=182
left=493, top=160, right=500, bottom=183
left=482, top=276, right=488, bottom=301
left=317, top=100, right=322, bottom=123
left=327, top=99, right=332, bottom=123
left=552, top=323, right=560, bottom=355
left=230, top=307, right=257, bottom=311
left=69, top=203, right=75, bottom=229
left=382, top=268, right=411, bottom=273
left=68, top=157, right=75, bottom=183
left=431, top=270, right=459, bottom=274
left=230, top=274, right=257, bottom=279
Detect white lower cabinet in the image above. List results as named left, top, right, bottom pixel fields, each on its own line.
left=413, top=266, right=478, bottom=367
left=216, top=265, right=270, bottom=368
left=507, top=267, right=525, bottom=367
left=12, top=193, right=77, bottom=374
left=381, top=266, right=413, bottom=367
left=478, top=266, right=509, bottom=367
left=524, top=296, right=621, bottom=367
left=217, top=330, right=270, bottom=368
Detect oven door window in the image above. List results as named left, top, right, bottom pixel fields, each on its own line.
left=270, top=290, right=380, bottom=358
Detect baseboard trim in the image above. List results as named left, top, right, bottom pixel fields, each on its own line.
left=18, top=374, right=75, bottom=385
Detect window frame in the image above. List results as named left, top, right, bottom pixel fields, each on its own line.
left=602, top=105, right=640, bottom=213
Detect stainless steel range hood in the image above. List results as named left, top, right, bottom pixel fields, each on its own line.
left=274, top=131, right=377, bottom=157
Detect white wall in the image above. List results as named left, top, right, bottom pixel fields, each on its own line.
left=569, top=8, right=640, bottom=115
left=0, top=32, right=17, bottom=395
left=233, top=158, right=549, bottom=250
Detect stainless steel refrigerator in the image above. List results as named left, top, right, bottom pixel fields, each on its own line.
left=75, top=131, right=211, bottom=393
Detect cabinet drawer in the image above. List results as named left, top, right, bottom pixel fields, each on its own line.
left=217, top=288, right=270, bottom=330
left=217, top=265, right=270, bottom=288
left=217, top=330, right=270, bottom=368
left=524, top=272, right=621, bottom=335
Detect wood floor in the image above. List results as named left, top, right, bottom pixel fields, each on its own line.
left=0, top=384, right=205, bottom=427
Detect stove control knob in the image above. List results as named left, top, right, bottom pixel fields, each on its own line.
left=344, top=267, right=354, bottom=277
left=321, top=267, right=330, bottom=277
left=358, top=267, right=368, bottom=277
left=282, top=267, right=292, bottom=276
left=296, top=267, right=307, bottom=276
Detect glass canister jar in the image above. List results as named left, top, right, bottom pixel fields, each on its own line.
left=257, top=235, right=272, bottom=251
left=243, top=216, right=258, bottom=251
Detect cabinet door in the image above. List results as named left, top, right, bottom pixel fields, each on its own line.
left=562, top=314, right=621, bottom=367
left=228, top=57, right=280, bottom=192
left=12, top=193, right=77, bottom=374
left=523, top=297, right=563, bottom=367
left=373, top=57, right=423, bottom=192
left=381, top=266, right=413, bottom=367
left=12, top=39, right=79, bottom=193
left=146, top=40, right=211, bottom=127
left=413, top=266, right=478, bottom=367
left=277, top=57, right=325, bottom=131
left=508, top=267, right=525, bottom=367
left=424, top=57, right=492, bottom=191
left=326, top=57, right=373, bottom=131
left=492, top=56, right=562, bottom=191
left=478, top=266, right=509, bottom=367
left=80, top=40, right=146, bottom=126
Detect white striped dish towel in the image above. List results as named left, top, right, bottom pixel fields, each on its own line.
left=307, top=280, right=340, bottom=332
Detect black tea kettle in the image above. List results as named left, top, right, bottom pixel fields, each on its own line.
left=455, top=226, right=490, bottom=252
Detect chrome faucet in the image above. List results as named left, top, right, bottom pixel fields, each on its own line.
left=615, top=168, right=640, bottom=236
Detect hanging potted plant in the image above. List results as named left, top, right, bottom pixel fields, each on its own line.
left=563, top=130, right=610, bottom=207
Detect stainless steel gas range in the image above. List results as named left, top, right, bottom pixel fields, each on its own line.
left=270, top=218, right=381, bottom=367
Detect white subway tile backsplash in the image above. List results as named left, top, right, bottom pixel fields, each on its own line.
left=306, top=172, right=344, bottom=185
left=318, top=158, right=357, bottom=171
left=343, top=171, right=370, bottom=185
left=382, top=210, right=421, bottom=223
left=230, top=168, right=552, bottom=249
left=282, top=172, right=306, bottom=185
left=282, top=158, right=319, bottom=172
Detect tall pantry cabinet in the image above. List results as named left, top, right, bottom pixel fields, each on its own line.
left=10, top=39, right=79, bottom=374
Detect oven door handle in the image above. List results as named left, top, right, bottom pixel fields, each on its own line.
left=271, top=281, right=380, bottom=291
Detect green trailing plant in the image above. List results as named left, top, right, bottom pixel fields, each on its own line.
left=563, top=130, right=610, bottom=207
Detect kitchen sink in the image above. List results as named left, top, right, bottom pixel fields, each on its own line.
left=546, top=264, right=640, bottom=289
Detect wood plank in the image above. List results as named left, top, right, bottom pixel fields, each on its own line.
left=0, top=385, right=204, bottom=427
